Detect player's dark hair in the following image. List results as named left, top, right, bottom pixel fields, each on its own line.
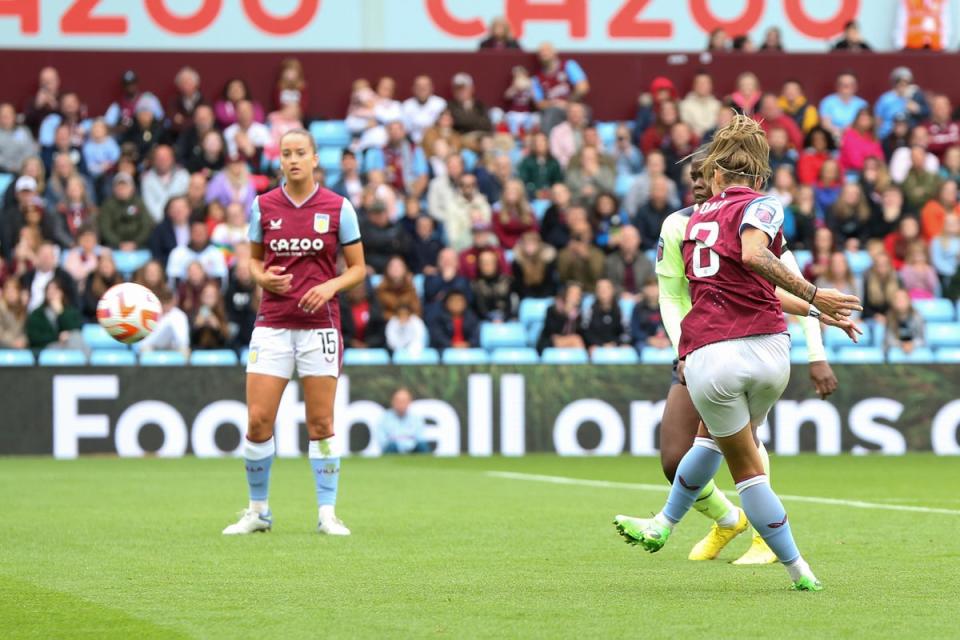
left=702, top=113, right=771, bottom=189
left=279, top=128, right=317, bottom=153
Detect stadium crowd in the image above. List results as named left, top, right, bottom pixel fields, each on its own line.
left=1, top=22, right=959, bottom=360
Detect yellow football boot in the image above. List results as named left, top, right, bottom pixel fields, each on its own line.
left=687, top=508, right=749, bottom=560
left=732, top=532, right=779, bottom=565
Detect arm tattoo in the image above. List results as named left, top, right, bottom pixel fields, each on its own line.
left=747, top=247, right=817, bottom=302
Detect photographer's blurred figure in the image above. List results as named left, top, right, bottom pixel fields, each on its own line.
left=378, top=388, right=430, bottom=454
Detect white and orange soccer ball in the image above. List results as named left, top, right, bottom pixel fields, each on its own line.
left=96, top=283, right=161, bottom=344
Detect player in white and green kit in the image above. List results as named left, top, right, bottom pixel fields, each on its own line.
left=618, top=149, right=839, bottom=564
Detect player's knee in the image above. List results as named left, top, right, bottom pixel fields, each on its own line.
left=247, top=407, right=276, bottom=440
left=306, top=414, right=334, bottom=439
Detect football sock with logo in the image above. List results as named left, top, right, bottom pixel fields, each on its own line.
left=691, top=480, right=739, bottom=526
left=659, top=438, right=724, bottom=526
left=736, top=475, right=800, bottom=565
left=244, top=437, right=275, bottom=514
left=309, top=438, right=341, bottom=520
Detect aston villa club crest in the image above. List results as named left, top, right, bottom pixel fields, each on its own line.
left=314, top=213, right=330, bottom=234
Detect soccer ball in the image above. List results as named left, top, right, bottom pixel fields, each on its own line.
left=96, top=282, right=161, bottom=344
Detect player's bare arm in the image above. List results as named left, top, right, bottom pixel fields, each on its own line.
left=249, top=241, right=292, bottom=294
left=299, top=242, right=366, bottom=314
left=774, top=287, right=861, bottom=342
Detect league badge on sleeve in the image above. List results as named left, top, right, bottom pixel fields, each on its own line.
left=756, top=204, right=775, bottom=224
left=657, top=237, right=664, bottom=262
left=314, top=213, right=330, bottom=234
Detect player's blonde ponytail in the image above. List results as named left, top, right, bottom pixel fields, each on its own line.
left=702, top=113, right=771, bottom=189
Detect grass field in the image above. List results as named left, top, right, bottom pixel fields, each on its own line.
left=3, top=454, right=958, bottom=639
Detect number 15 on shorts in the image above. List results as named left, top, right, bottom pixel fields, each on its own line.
left=317, top=329, right=338, bottom=356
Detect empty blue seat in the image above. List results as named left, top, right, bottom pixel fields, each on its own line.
left=324, top=169, right=341, bottom=187
left=791, top=346, right=835, bottom=364
left=619, top=298, right=636, bottom=320
left=914, top=299, right=955, bottom=323
left=640, top=347, right=675, bottom=364
left=480, top=322, right=527, bottom=349
left=0, top=349, right=34, bottom=366
left=90, top=350, right=137, bottom=366
left=491, top=347, right=539, bottom=364
left=140, top=350, right=188, bottom=366
left=239, top=348, right=250, bottom=365
left=113, top=249, right=151, bottom=276
left=531, top=199, right=551, bottom=221
left=38, top=349, right=87, bottom=366
left=887, top=346, right=935, bottom=363
left=441, top=348, right=490, bottom=365
left=791, top=249, right=812, bottom=272
left=309, top=120, right=351, bottom=147
left=368, top=274, right=383, bottom=289
left=926, top=322, right=960, bottom=347
left=614, top=172, right=634, bottom=197
left=591, top=347, right=640, bottom=364
left=845, top=250, right=872, bottom=276
left=343, top=348, right=390, bottom=366
left=824, top=324, right=867, bottom=349
left=460, top=148, right=478, bottom=172
left=872, top=323, right=886, bottom=347
left=82, top=323, right=127, bottom=350
left=526, top=321, right=543, bottom=347
left=580, top=294, right=595, bottom=314
left=541, top=347, right=589, bottom=364
left=0, top=173, right=13, bottom=197
left=413, top=274, right=424, bottom=299
left=190, top=349, right=239, bottom=366
left=596, top=121, right=619, bottom=148
left=519, top=298, right=551, bottom=326
left=393, top=348, right=440, bottom=365
left=834, top=346, right=885, bottom=364
left=934, top=347, right=960, bottom=363
left=317, top=146, right=343, bottom=171
left=787, top=321, right=807, bottom=347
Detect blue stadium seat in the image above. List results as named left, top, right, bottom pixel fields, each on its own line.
left=480, top=322, right=527, bottom=349
left=580, top=294, right=595, bottom=314
left=318, top=146, right=343, bottom=171
left=461, top=148, right=478, bottom=172
left=0, top=173, right=13, bottom=197
left=413, top=274, right=424, bottom=299
left=81, top=323, right=127, bottom=350
left=934, top=347, right=960, bottom=363
left=38, top=349, right=87, bottom=366
left=787, top=321, right=807, bottom=347
left=591, top=347, right=640, bottom=364
left=113, top=249, right=151, bottom=276
left=140, top=350, right=188, bottom=366
left=824, top=324, right=867, bottom=349
left=343, top=348, right=390, bottom=366
left=640, top=347, right=675, bottom=364
left=791, top=249, right=812, bottom=272
left=619, top=298, right=635, bottom=321
left=834, top=346, right=885, bottom=364
left=887, top=346, right=935, bottom=363
left=614, top=172, right=634, bottom=197
left=90, top=350, right=137, bottom=366
left=393, top=348, right=440, bottom=365
left=368, top=274, right=383, bottom=289
left=0, top=349, right=34, bottom=366
left=871, top=323, right=886, bottom=347
left=526, top=321, right=543, bottom=347
left=914, top=299, right=955, bottom=323
left=309, top=120, right=351, bottom=147
left=441, top=348, right=490, bottom=365
left=845, top=250, right=872, bottom=276
left=190, top=349, right=239, bottom=366
left=519, top=297, right=551, bottom=326
left=926, top=322, right=960, bottom=347
left=791, top=346, right=834, bottom=364
left=239, top=348, right=249, bottom=365
left=596, top=121, right=618, bottom=149
left=491, top=347, right=539, bottom=364
left=541, top=347, right=589, bottom=364
left=531, top=199, right=551, bottom=221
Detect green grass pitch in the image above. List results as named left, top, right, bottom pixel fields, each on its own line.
left=3, top=454, right=957, bottom=639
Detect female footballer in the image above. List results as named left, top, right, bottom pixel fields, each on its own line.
left=223, top=129, right=365, bottom=536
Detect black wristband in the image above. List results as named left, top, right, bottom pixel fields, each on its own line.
left=807, top=286, right=818, bottom=304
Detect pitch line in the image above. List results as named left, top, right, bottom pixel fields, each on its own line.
left=486, top=471, right=960, bottom=516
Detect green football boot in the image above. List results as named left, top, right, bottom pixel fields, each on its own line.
left=613, top=514, right=671, bottom=553
left=791, top=576, right=824, bottom=592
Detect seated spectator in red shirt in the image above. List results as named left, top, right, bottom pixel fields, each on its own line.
left=640, top=100, right=679, bottom=155
left=755, top=93, right=803, bottom=150
left=340, top=279, right=386, bottom=349
left=458, top=223, right=508, bottom=280
left=491, top=178, right=538, bottom=250
left=840, top=109, right=884, bottom=173
left=926, top=94, right=960, bottom=160
left=428, top=289, right=479, bottom=349
left=796, top=126, right=836, bottom=185
left=885, top=216, right=922, bottom=270
left=52, top=176, right=97, bottom=243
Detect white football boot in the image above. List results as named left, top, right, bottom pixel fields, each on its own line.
left=222, top=509, right=272, bottom=535
left=318, top=506, right=351, bottom=536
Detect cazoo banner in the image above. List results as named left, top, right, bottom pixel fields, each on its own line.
left=2, top=365, right=960, bottom=458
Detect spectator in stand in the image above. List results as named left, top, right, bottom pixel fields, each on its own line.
left=24, top=67, right=61, bottom=137
left=769, top=166, right=797, bottom=209
left=639, top=100, right=679, bottom=155
left=377, top=388, right=429, bottom=454
left=3, top=157, right=45, bottom=208
left=634, top=175, right=675, bottom=251
left=623, top=150, right=680, bottom=219
left=408, top=215, right=443, bottom=275
left=366, top=121, right=428, bottom=199
left=883, top=114, right=912, bottom=161
left=566, top=146, right=615, bottom=206
left=21, top=243, right=77, bottom=313
left=931, top=213, right=960, bottom=289
left=141, top=145, right=189, bottom=224
left=604, top=225, right=652, bottom=297
left=803, top=227, right=835, bottom=282
left=536, top=282, right=585, bottom=352
left=706, top=28, right=729, bottom=51
left=833, top=20, right=872, bottom=51
left=168, top=66, right=204, bottom=138
left=224, top=100, right=271, bottom=165
left=900, top=241, right=941, bottom=298
left=26, top=279, right=82, bottom=351
left=755, top=94, right=803, bottom=151
left=104, top=70, right=157, bottom=136
left=816, top=251, right=862, bottom=304
left=785, top=184, right=819, bottom=250
left=0, top=103, right=37, bottom=174
left=920, top=180, right=958, bottom=240
left=557, top=217, right=604, bottom=290
left=81, top=118, right=120, bottom=183
left=79, top=249, right=120, bottom=321
left=840, top=109, right=884, bottom=174
left=925, top=95, right=960, bottom=160
left=361, top=201, right=410, bottom=274
left=588, top=192, right=627, bottom=253
left=402, top=75, right=446, bottom=145
left=512, top=231, right=557, bottom=299
left=133, top=259, right=167, bottom=295
left=166, top=218, right=228, bottom=285
left=768, top=128, right=798, bottom=175
left=631, top=279, right=671, bottom=354
left=138, top=287, right=190, bottom=355
left=177, top=104, right=217, bottom=171
left=829, top=183, right=871, bottom=250
left=471, top=247, right=515, bottom=322
left=98, top=173, right=152, bottom=251
left=634, top=76, right=678, bottom=140
left=730, top=35, right=756, bottom=52
left=174, top=261, right=204, bottom=316
left=815, top=158, right=843, bottom=213
left=778, top=80, right=820, bottom=134
left=861, top=251, right=902, bottom=322
left=541, top=182, right=574, bottom=249
left=429, top=288, right=479, bottom=349
left=45, top=153, right=93, bottom=214
left=385, top=303, right=428, bottom=354
left=492, top=178, right=538, bottom=250
left=679, top=71, right=721, bottom=138
left=423, top=248, right=471, bottom=310
left=875, top=67, right=929, bottom=139
left=902, top=145, right=943, bottom=213
left=860, top=155, right=892, bottom=202
left=448, top=73, right=492, bottom=148
left=426, top=154, right=464, bottom=220
left=885, top=289, right=925, bottom=353
left=211, top=203, right=249, bottom=265
left=330, top=149, right=364, bottom=207
left=38, top=91, right=88, bottom=151
left=549, top=102, right=588, bottom=170
left=895, top=0, right=950, bottom=51
left=148, top=196, right=192, bottom=268
left=611, top=124, right=643, bottom=176
left=479, top=16, right=520, bottom=49
left=940, top=146, right=960, bottom=185
left=2, top=176, right=40, bottom=259
left=582, top=278, right=626, bottom=351
left=206, top=155, right=256, bottom=214
left=345, top=78, right=383, bottom=151
left=760, top=26, right=784, bottom=50
left=273, top=58, right=307, bottom=114
left=223, top=244, right=257, bottom=350
left=437, top=173, right=491, bottom=252
left=190, top=280, right=229, bottom=350
left=458, top=223, right=508, bottom=279
left=890, top=127, right=939, bottom=184
left=519, top=131, right=564, bottom=198
left=51, top=176, right=96, bottom=244
left=0, top=277, right=28, bottom=349
left=340, top=279, right=386, bottom=349
left=183, top=173, right=207, bottom=220
left=376, top=256, right=421, bottom=321
left=121, top=94, right=166, bottom=163
left=41, top=123, right=86, bottom=178
left=502, top=65, right=538, bottom=136
left=885, top=216, right=921, bottom=269
left=421, top=109, right=462, bottom=167
left=63, top=225, right=100, bottom=290
left=819, top=72, right=868, bottom=139
left=729, top=72, right=762, bottom=117
left=214, top=78, right=264, bottom=129
left=477, top=154, right=513, bottom=206
left=532, top=42, right=590, bottom=134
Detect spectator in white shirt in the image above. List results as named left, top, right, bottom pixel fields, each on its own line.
left=140, top=144, right=189, bottom=223
left=889, top=126, right=940, bottom=183
left=385, top=303, right=428, bottom=353
left=137, top=287, right=190, bottom=355
left=402, top=75, right=447, bottom=144
left=166, top=218, right=228, bottom=285
left=223, top=99, right=271, bottom=162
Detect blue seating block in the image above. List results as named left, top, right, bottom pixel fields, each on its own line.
left=934, top=347, right=960, bottom=363
left=90, top=350, right=137, bottom=366
left=0, top=349, right=34, bottom=366
left=491, top=348, right=539, bottom=364
left=38, top=349, right=87, bottom=366
left=343, top=348, right=390, bottom=366
left=441, top=348, right=490, bottom=365
left=845, top=250, right=872, bottom=276
left=190, top=349, right=239, bottom=366
left=887, top=346, right=935, bottom=363
left=318, top=146, right=343, bottom=171
left=310, top=120, right=351, bottom=147
left=926, top=322, right=960, bottom=347
left=591, top=347, right=640, bottom=364
left=640, top=347, right=675, bottom=364
left=531, top=199, right=551, bottom=221
left=518, top=298, right=551, bottom=326
left=393, top=348, right=440, bottom=365
left=113, top=249, right=151, bottom=276
left=140, top=350, right=188, bottom=366
left=480, top=322, right=527, bottom=349
left=82, top=323, right=127, bottom=350
left=834, top=347, right=884, bottom=364
left=541, top=347, right=589, bottom=364
left=914, top=299, right=955, bottom=323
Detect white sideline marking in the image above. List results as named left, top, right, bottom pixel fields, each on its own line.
left=486, top=471, right=960, bottom=516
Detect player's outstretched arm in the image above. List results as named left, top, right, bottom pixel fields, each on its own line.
left=657, top=274, right=691, bottom=355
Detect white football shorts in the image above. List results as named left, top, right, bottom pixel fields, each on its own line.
left=684, top=333, right=790, bottom=438
left=246, top=327, right=342, bottom=379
